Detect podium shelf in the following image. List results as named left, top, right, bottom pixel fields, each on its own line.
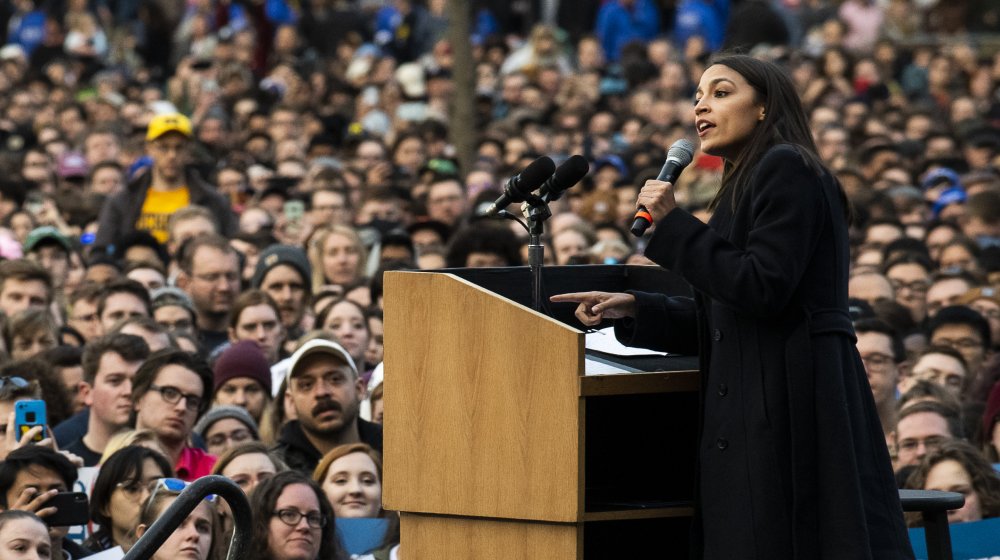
left=579, top=369, right=700, bottom=396
left=582, top=505, right=695, bottom=522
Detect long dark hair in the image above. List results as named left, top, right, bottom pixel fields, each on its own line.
left=88, top=446, right=174, bottom=550
left=706, top=54, right=835, bottom=216
left=247, top=471, right=346, bottom=560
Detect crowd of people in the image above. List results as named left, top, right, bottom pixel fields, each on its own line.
left=0, top=0, right=994, bottom=558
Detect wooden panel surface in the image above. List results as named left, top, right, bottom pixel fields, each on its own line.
left=400, top=513, right=580, bottom=560
left=384, top=272, right=584, bottom=522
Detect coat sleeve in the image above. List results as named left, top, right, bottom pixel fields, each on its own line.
left=214, top=193, right=238, bottom=236
left=644, top=146, right=828, bottom=318
left=94, top=193, right=125, bottom=248
left=614, top=290, right=699, bottom=355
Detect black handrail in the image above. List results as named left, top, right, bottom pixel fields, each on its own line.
left=122, top=476, right=251, bottom=560
left=899, top=489, right=965, bottom=560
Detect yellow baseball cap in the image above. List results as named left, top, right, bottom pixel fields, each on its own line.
left=146, top=113, right=193, bottom=141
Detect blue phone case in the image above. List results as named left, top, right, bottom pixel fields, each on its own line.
left=14, top=400, right=46, bottom=442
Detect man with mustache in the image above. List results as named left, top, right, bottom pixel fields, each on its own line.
left=273, top=339, right=383, bottom=473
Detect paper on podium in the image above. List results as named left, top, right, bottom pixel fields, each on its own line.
left=585, top=326, right=669, bottom=357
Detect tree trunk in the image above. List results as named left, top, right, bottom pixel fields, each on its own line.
left=446, top=0, right=476, bottom=177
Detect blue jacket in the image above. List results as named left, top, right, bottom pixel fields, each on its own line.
left=594, top=0, right=660, bottom=63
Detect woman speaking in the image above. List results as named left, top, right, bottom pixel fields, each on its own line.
left=553, top=54, right=913, bottom=559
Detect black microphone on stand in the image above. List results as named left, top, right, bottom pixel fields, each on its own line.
left=484, top=157, right=555, bottom=216
left=537, top=155, right=590, bottom=203
left=630, top=139, right=696, bottom=237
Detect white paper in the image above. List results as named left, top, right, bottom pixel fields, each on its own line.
left=585, top=326, right=669, bottom=357
left=584, top=357, right=632, bottom=375
left=86, top=547, right=124, bottom=560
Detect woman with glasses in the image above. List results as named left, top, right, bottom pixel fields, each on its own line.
left=248, top=470, right=346, bottom=560
left=133, top=478, right=219, bottom=560
left=85, top=446, right=173, bottom=552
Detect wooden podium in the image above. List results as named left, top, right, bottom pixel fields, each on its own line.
left=383, top=266, right=700, bottom=558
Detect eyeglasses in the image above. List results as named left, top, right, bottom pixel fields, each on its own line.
left=273, top=508, right=326, bottom=529
left=860, top=353, right=894, bottom=370
left=888, top=279, right=929, bottom=294
left=116, top=474, right=163, bottom=498
left=932, top=337, right=983, bottom=351
left=897, top=435, right=948, bottom=454
left=149, top=384, right=203, bottom=411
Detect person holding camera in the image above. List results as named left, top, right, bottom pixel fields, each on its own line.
left=0, top=446, right=90, bottom=560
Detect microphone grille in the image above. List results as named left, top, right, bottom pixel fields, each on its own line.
left=667, top=139, right=696, bottom=166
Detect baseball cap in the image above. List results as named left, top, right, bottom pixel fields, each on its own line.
left=24, top=226, right=72, bottom=253
left=57, top=151, right=88, bottom=179
left=146, top=113, right=193, bottom=141
left=286, top=338, right=357, bottom=386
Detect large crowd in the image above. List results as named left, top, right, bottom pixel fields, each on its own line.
left=0, top=0, right=996, bottom=558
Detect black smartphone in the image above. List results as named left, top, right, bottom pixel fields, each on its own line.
left=45, top=492, right=89, bottom=527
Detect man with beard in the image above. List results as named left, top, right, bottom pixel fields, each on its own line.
left=273, top=339, right=382, bottom=473
left=176, top=235, right=241, bottom=354
left=94, top=113, right=235, bottom=246
left=252, top=245, right=311, bottom=343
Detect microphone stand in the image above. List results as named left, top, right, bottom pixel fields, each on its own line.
left=497, top=193, right=551, bottom=312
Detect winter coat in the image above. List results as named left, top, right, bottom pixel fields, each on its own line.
left=616, top=144, right=913, bottom=559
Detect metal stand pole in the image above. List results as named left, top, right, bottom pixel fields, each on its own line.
left=525, top=200, right=550, bottom=312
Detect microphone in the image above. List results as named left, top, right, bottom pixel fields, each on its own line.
left=630, top=139, right=696, bottom=237
left=485, top=156, right=555, bottom=216
left=538, top=155, right=590, bottom=203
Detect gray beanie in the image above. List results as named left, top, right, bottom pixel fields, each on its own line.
left=193, top=405, right=260, bottom=440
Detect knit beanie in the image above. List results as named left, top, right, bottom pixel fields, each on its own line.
left=251, top=245, right=311, bottom=289
left=213, top=340, right=272, bottom=394
left=193, top=405, right=259, bottom=440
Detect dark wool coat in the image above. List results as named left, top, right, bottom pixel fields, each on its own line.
left=616, top=145, right=914, bottom=559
